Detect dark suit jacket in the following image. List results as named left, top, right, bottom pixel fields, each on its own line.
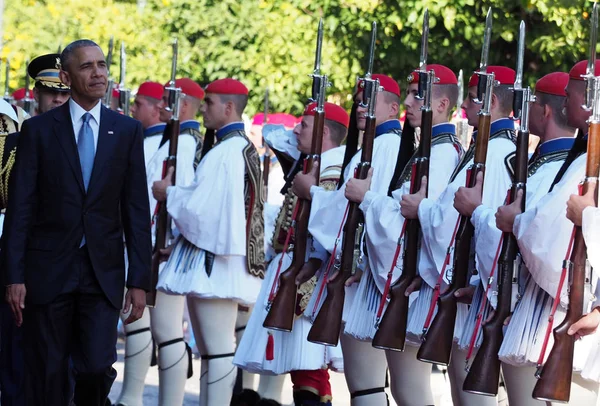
left=2, top=102, right=152, bottom=309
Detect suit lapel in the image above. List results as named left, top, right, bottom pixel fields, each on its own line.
left=53, top=103, right=85, bottom=194
left=88, top=106, right=118, bottom=193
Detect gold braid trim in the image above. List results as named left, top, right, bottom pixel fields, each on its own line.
left=0, top=136, right=16, bottom=209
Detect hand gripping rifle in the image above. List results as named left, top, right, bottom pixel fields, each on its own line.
left=3, top=59, right=13, bottom=104
left=262, top=88, right=271, bottom=199
left=307, top=22, right=379, bottom=346
left=147, top=40, right=182, bottom=307
left=117, top=42, right=131, bottom=116
left=263, top=20, right=327, bottom=331
left=23, top=60, right=36, bottom=116
left=533, top=3, right=599, bottom=401
left=372, top=10, right=432, bottom=352
left=463, top=21, right=534, bottom=395
left=102, top=36, right=115, bottom=108
left=417, top=8, right=495, bottom=365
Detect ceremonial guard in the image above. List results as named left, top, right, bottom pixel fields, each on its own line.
left=235, top=101, right=348, bottom=406
left=153, top=78, right=264, bottom=406
left=292, top=69, right=415, bottom=404
left=501, top=59, right=600, bottom=404
left=0, top=53, right=69, bottom=406
left=343, top=62, right=463, bottom=405
left=115, top=78, right=198, bottom=406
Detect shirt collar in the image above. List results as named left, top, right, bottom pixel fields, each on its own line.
left=69, top=98, right=101, bottom=125
left=472, top=117, right=515, bottom=141
left=538, top=137, right=575, bottom=157
left=216, top=121, right=245, bottom=140
left=144, top=123, right=166, bottom=138
left=431, top=122, right=456, bottom=138
left=375, top=119, right=402, bottom=137
left=180, top=120, right=201, bottom=132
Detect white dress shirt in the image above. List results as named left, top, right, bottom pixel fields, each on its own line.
left=69, top=98, right=101, bottom=151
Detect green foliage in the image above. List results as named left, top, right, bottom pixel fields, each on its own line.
left=2, top=0, right=595, bottom=116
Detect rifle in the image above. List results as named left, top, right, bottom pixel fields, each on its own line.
left=263, top=20, right=327, bottom=331
left=463, top=21, right=533, bottom=395
left=3, top=59, right=12, bottom=104
left=372, top=9, right=432, bottom=352
left=417, top=8, right=495, bottom=366
left=147, top=40, right=182, bottom=307
left=117, top=42, right=131, bottom=116
left=307, top=22, right=379, bottom=346
left=102, top=36, right=115, bottom=108
left=533, top=3, right=599, bottom=401
left=456, top=70, right=470, bottom=148
left=23, top=59, right=35, bottom=116
left=262, top=88, right=271, bottom=199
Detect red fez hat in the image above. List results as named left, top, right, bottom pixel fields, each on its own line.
left=269, top=113, right=298, bottom=128
left=137, top=81, right=164, bottom=100
left=112, top=87, right=120, bottom=98
left=468, top=66, right=516, bottom=87
left=205, top=78, right=248, bottom=96
left=173, top=78, right=205, bottom=100
left=407, top=64, right=458, bottom=85
left=358, top=74, right=401, bottom=97
left=303, top=102, right=350, bottom=128
left=12, top=88, right=29, bottom=100
left=569, top=60, right=600, bottom=81
left=535, top=72, right=569, bottom=97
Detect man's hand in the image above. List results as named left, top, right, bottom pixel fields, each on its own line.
left=5, top=284, right=26, bottom=327
left=296, top=258, right=323, bottom=286
left=400, top=176, right=428, bottom=219
left=495, top=189, right=524, bottom=232
left=568, top=307, right=600, bottom=340
left=404, top=276, right=423, bottom=296
left=566, top=182, right=597, bottom=226
left=123, top=287, right=146, bottom=325
left=152, top=166, right=175, bottom=202
left=292, top=163, right=318, bottom=201
left=345, top=168, right=373, bottom=204
left=454, top=285, right=475, bottom=304
left=454, top=171, right=483, bottom=216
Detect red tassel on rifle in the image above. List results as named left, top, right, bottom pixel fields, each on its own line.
left=266, top=332, right=274, bottom=361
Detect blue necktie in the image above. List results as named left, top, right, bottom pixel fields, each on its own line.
left=78, top=112, right=95, bottom=191
left=78, top=112, right=95, bottom=247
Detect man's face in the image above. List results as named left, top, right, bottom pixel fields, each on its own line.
left=60, top=46, right=107, bottom=101
left=461, top=86, right=480, bottom=128
left=34, top=88, right=70, bottom=114
left=294, top=115, right=314, bottom=154
left=404, top=83, right=423, bottom=127
left=158, top=90, right=172, bottom=122
left=132, top=95, right=160, bottom=129
left=564, top=79, right=589, bottom=131
left=529, top=95, right=545, bottom=138
left=200, top=93, right=227, bottom=130
left=355, top=91, right=394, bottom=130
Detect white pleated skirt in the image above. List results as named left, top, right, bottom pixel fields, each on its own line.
left=457, top=283, right=490, bottom=350
left=344, top=267, right=381, bottom=340
left=233, top=252, right=344, bottom=375
left=157, top=236, right=262, bottom=305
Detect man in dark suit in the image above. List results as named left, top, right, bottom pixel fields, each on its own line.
left=2, top=39, right=151, bottom=406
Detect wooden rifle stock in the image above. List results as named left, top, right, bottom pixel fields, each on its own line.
left=372, top=110, right=433, bottom=351
left=307, top=116, right=376, bottom=346
left=464, top=127, right=529, bottom=395
left=533, top=121, right=600, bottom=402
left=418, top=114, right=492, bottom=365
left=263, top=111, right=325, bottom=331
left=147, top=119, right=180, bottom=307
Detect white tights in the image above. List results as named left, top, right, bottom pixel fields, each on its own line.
left=386, top=345, right=434, bottom=406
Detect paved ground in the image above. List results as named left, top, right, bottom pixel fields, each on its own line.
left=108, top=339, right=454, bottom=405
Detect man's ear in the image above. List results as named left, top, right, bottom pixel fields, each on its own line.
left=33, top=87, right=40, bottom=103
left=59, top=70, right=71, bottom=88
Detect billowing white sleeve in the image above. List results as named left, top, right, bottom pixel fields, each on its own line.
left=167, top=137, right=248, bottom=256
left=583, top=206, right=600, bottom=273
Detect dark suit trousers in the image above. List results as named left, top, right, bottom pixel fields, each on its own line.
left=23, top=246, right=119, bottom=406
left=0, top=301, right=25, bottom=406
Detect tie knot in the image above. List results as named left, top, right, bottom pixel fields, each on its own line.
left=82, top=112, right=92, bottom=125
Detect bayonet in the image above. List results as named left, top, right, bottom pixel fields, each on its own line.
left=310, top=19, right=324, bottom=102
left=583, top=2, right=598, bottom=111
left=103, top=37, right=115, bottom=108
left=119, top=42, right=126, bottom=89
left=417, top=9, right=430, bottom=100
left=165, top=39, right=181, bottom=118
left=263, top=88, right=269, bottom=124
left=366, top=21, right=377, bottom=78
left=475, top=8, right=493, bottom=104
left=457, top=69, right=464, bottom=110
left=23, top=59, right=35, bottom=115
left=512, top=21, right=527, bottom=121
left=106, top=36, right=114, bottom=76
left=360, top=22, right=378, bottom=110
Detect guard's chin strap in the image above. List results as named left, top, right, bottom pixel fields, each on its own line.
left=124, top=327, right=156, bottom=366
left=158, top=337, right=193, bottom=379
left=350, top=387, right=389, bottom=405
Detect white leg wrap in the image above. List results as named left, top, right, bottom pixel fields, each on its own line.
left=188, top=297, right=238, bottom=406
left=235, top=306, right=256, bottom=390
left=257, top=374, right=286, bottom=403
